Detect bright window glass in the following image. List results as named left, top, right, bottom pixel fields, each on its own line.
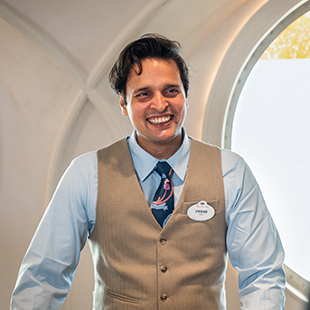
left=231, top=11, right=310, bottom=282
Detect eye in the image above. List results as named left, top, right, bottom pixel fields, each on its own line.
left=165, top=88, right=180, bottom=97
left=139, top=92, right=148, bottom=97
left=135, top=91, right=152, bottom=101
left=135, top=92, right=147, bottom=98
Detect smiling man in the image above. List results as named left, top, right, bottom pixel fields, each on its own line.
left=11, top=34, right=286, bottom=310
left=120, top=57, right=188, bottom=159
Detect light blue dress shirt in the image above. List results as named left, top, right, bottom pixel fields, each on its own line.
left=10, top=130, right=286, bottom=310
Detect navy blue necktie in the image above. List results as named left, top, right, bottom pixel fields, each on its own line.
left=152, top=162, right=174, bottom=227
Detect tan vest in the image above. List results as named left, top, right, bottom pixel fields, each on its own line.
left=88, top=138, right=227, bottom=310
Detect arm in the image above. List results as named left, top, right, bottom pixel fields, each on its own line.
left=223, top=150, right=286, bottom=310
left=10, top=152, right=97, bottom=310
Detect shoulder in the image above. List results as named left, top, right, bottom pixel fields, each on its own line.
left=220, top=148, right=246, bottom=169
left=221, top=149, right=251, bottom=181
left=220, top=149, right=257, bottom=189
left=189, top=137, right=243, bottom=165
left=190, top=137, right=220, bottom=151
left=58, top=151, right=99, bottom=188
left=71, top=138, right=127, bottom=167
left=97, top=138, right=129, bottom=159
left=71, top=150, right=98, bottom=170
left=189, top=137, right=248, bottom=176
left=189, top=137, right=222, bottom=160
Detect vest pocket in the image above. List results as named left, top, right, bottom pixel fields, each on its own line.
left=107, top=289, right=140, bottom=304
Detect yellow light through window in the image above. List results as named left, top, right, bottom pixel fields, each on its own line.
left=260, top=11, right=310, bottom=59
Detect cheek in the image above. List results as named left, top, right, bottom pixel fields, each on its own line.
left=128, top=107, right=145, bottom=125
left=131, top=104, right=147, bottom=118
left=178, top=105, right=187, bottom=123
left=178, top=102, right=187, bottom=115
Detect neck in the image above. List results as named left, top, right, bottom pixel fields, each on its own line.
left=137, top=134, right=183, bottom=160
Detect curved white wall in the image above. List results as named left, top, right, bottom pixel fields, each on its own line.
left=0, top=0, right=308, bottom=308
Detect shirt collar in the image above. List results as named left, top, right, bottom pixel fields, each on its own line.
left=127, top=129, right=191, bottom=182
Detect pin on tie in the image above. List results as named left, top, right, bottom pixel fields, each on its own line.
left=151, top=161, right=174, bottom=227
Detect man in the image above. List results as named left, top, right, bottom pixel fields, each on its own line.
left=11, top=34, right=286, bottom=309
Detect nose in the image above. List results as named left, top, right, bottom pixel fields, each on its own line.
left=150, top=92, right=168, bottom=112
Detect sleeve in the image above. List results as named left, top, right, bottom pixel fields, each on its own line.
left=10, top=152, right=98, bottom=310
left=223, top=150, right=286, bottom=310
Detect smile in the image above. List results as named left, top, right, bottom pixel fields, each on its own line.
left=148, top=115, right=172, bottom=124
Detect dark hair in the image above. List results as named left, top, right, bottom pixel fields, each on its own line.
left=108, top=34, right=189, bottom=103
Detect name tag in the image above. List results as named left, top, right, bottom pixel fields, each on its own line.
left=187, top=200, right=215, bottom=221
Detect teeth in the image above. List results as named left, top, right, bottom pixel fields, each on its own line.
left=148, top=116, right=171, bottom=124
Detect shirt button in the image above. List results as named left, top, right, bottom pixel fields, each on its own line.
left=160, top=238, right=167, bottom=245
left=160, top=293, right=168, bottom=301
left=160, top=265, right=168, bottom=273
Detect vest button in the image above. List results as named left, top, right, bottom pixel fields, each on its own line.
left=160, top=265, right=168, bottom=273
left=160, top=238, right=167, bottom=245
left=160, top=293, right=168, bottom=301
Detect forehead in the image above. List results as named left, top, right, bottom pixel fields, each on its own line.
left=126, top=58, right=182, bottom=87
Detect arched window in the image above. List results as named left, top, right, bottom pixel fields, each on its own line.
left=229, top=9, right=310, bottom=304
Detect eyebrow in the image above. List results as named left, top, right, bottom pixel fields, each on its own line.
left=133, top=84, right=181, bottom=94
left=133, top=87, right=150, bottom=94
left=165, top=84, right=181, bottom=89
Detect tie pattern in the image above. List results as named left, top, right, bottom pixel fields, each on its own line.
left=152, top=161, right=174, bottom=227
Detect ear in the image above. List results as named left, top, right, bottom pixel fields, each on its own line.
left=119, top=95, right=128, bottom=116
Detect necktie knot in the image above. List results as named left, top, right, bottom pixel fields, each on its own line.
left=155, top=161, right=172, bottom=179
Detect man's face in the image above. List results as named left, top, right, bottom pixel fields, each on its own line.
left=120, top=58, right=188, bottom=156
